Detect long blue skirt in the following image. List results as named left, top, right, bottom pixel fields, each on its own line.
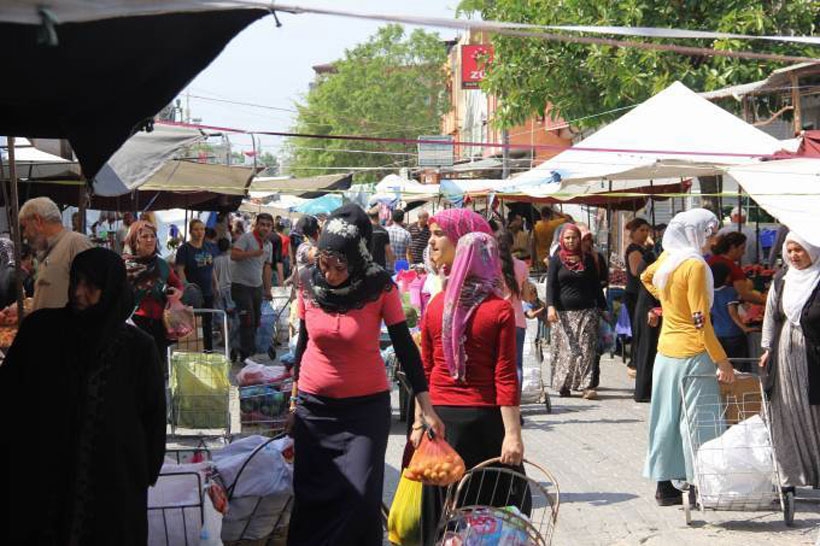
left=643, top=351, right=722, bottom=482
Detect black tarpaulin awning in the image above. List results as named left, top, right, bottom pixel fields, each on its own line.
left=0, top=5, right=267, bottom=180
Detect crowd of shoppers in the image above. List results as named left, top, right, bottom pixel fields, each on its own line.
left=5, top=192, right=820, bottom=543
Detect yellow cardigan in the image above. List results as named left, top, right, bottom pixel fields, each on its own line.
left=641, top=253, right=727, bottom=364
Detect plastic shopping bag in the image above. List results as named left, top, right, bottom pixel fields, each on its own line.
left=695, top=414, right=777, bottom=508
left=169, top=353, right=231, bottom=429
left=387, top=472, right=423, bottom=546
left=404, top=431, right=466, bottom=486
left=598, top=318, right=615, bottom=355
left=164, top=292, right=195, bottom=340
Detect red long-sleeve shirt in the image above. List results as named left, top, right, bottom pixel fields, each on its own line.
left=421, top=293, right=519, bottom=407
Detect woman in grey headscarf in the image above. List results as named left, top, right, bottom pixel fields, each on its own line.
left=760, top=231, right=820, bottom=493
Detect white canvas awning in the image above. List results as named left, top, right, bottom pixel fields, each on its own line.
left=0, top=137, right=81, bottom=180
left=726, top=158, right=820, bottom=247
left=498, top=82, right=783, bottom=200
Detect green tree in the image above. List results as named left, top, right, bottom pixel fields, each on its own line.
left=458, top=0, right=819, bottom=129
left=287, top=25, right=449, bottom=182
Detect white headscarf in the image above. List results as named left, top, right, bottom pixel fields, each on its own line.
left=653, top=208, right=719, bottom=306
left=782, top=231, right=820, bottom=325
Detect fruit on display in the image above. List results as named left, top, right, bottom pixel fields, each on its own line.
left=0, top=327, right=17, bottom=348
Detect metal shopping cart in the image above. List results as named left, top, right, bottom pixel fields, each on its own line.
left=238, top=374, right=293, bottom=437
left=679, top=367, right=794, bottom=526
left=168, top=309, right=233, bottom=442
left=148, top=447, right=225, bottom=546
left=437, top=457, right=560, bottom=546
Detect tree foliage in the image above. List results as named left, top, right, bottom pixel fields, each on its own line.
left=287, top=25, right=449, bottom=181
left=458, top=0, right=819, bottom=129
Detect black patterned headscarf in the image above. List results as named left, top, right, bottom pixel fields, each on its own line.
left=301, top=204, right=394, bottom=313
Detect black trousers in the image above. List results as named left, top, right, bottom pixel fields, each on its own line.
left=231, top=283, right=262, bottom=359
left=289, top=391, right=391, bottom=546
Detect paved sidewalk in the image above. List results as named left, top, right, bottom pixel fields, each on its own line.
left=384, top=354, right=820, bottom=546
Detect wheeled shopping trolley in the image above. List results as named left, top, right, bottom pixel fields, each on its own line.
left=679, top=367, right=794, bottom=526
left=168, top=309, right=233, bottom=442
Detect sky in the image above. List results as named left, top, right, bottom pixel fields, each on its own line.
left=181, top=1, right=461, bottom=159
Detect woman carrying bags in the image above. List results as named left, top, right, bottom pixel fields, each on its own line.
left=546, top=224, right=607, bottom=400
left=287, top=204, right=443, bottom=546
left=641, top=209, right=735, bottom=506
left=123, top=220, right=183, bottom=362
left=417, top=229, right=523, bottom=546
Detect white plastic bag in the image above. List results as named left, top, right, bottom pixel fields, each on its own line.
left=695, top=414, right=777, bottom=508
left=236, top=362, right=289, bottom=387
left=520, top=318, right=543, bottom=404
left=213, top=435, right=294, bottom=498
left=221, top=493, right=292, bottom=542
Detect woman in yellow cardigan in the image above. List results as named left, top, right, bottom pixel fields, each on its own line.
left=640, top=208, right=736, bottom=506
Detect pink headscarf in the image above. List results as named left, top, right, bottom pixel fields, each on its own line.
left=441, top=232, right=504, bottom=382
left=429, top=209, right=492, bottom=244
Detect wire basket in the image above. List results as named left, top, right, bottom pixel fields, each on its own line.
left=438, top=458, right=560, bottom=546
left=239, top=380, right=292, bottom=436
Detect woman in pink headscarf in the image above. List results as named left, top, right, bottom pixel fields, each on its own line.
left=415, top=231, right=523, bottom=546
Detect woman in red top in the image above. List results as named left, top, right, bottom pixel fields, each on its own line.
left=288, top=204, right=443, bottom=546
left=123, top=220, right=183, bottom=362
left=416, top=231, right=524, bottom=546
left=707, top=232, right=766, bottom=305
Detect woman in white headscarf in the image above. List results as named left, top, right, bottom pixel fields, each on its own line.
left=760, top=231, right=820, bottom=493
left=639, top=208, right=736, bottom=506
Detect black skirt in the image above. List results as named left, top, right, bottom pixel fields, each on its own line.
left=420, top=406, right=530, bottom=546
left=632, top=287, right=661, bottom=402
left=288, top=390, right=391, bottom=546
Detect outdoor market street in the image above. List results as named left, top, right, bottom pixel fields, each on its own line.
left=384, top=352, right=820, bottom=546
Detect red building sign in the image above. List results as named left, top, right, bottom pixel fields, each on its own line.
left=461, top=44, right=494, bottom=89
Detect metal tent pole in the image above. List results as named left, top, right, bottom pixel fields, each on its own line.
left=3, top=137, right=25, bottom=322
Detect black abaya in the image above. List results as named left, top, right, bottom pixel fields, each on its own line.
left=0, top=248, right=167, bottom=546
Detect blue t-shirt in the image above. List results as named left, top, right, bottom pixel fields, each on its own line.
left=711, top=285, right=743, bottom=338
left=176, top=241, right=219, bottom=296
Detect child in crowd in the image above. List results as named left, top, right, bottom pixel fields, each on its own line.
left=213, top=238, right=240, bottom=360
left=522, top=279, right=549, bottom=343
left=710, top=262, right=752, bottom=370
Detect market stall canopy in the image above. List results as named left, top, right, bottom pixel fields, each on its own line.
left=372, top=175, right=440, bottom=204
left=726, top=158, right=820, bottom=247
left=249, top=173, right=353, bottom=198
left=294, top=194, right=343, bottom=216
left=92, top=124, right=211, bottom=196
left=497, top=82, right=783, bottom=199
left=0, top=137, right=81, bottom=180
left=0, top=2, right=267, bottom=180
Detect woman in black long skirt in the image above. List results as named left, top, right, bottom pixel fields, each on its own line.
left=287, top=205, right=444, bottom=546
left=632, top=258, right=661, bottom=402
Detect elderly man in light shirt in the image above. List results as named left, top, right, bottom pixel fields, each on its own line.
left=717, top=206, right=762, bottom=266
left=19, top=197, right=93, bottom=311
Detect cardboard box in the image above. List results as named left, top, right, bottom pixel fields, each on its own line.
left=719, top=372, right=763, bottom=425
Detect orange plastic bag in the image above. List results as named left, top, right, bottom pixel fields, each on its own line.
left=404, top=430, right=466, bottom=486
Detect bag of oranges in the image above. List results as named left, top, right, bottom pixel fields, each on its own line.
left=404, top=430, right=466, bottom=487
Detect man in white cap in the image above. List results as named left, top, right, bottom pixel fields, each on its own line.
left=717, top=206, right=762, bottom=266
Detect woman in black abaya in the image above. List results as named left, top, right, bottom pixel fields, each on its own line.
left=0, top=247, right=166, bottom=546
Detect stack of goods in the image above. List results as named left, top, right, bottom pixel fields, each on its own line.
left=0, top=298, right=33, bottom=349
left=237, top=362, right=292, bottom=434
left=742, top=264, right=776, bottom=293
left=608, top=253, right=627, bottom=288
